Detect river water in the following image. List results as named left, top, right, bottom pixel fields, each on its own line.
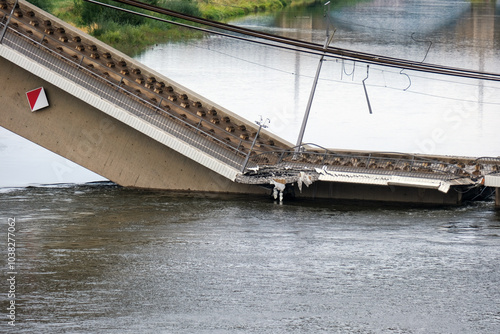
left=1, top=183, right=500, bottom=333
left=2, top=1, right=500, bottom=333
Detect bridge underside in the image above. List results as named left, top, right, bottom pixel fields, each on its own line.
left=293, top=182, right=478, bottom=206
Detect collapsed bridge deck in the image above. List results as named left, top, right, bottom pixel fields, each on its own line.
left=1, top=0, right=499, bottom=205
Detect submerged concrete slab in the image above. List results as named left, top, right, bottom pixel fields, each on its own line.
left=295, top=181, right=466, bottom=206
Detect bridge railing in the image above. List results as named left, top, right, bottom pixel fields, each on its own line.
left=242, top=144, right=500, bottom=179
left=0, top=11, right=283, bottom=171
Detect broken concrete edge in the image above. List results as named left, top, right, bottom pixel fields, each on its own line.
left=234, top=165, right=488, bottom=204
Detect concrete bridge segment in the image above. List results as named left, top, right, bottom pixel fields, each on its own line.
left=0, top=0, right=276, bottom=194
left=0, top=53, right=268, bottom=194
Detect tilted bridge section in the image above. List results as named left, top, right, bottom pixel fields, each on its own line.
left=1, top=0, right=500, bottom=205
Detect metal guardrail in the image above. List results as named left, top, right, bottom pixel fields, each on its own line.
left=0, top=0, right=17, bottom=43
left=243, top=144, right=500, bottom=180
left=0, top=14, right=262, bottom=170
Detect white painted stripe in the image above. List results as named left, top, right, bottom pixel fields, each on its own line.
left=31, top=87, right=49, bottom=111
left=315, top=168, right=454, bottom=193
left=485, top=175, right=500, bottom=187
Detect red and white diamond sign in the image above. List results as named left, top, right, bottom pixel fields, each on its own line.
left=26, top=87, right=49, bottom=112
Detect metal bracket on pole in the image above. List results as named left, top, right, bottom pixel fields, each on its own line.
left=295, top=1, right=334, bottom=152
left=0, top=0, right=18, bottom=44
left=241, top=116, right=269, bottom=173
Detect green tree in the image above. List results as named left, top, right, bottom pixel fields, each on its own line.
left=73, top=0, right=200, bottom=28
left=74, top=0, right=157, bottom=27
left=162, top=0, right=200, bottom=17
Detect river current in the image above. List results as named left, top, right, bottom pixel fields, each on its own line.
left=1, top=0, right=500, bottom=333
left=1, top=183, right=500, bottom=333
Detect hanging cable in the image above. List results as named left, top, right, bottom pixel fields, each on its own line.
left=362, top=65, right=373, bottom=114
left=342, top=59, right=356, bottom=80
left=400, top=69, right=412, bottom=91
left=411, top=32, right=433, bottom=63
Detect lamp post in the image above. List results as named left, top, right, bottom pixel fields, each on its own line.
left=241, top=116, right=270, bottom=173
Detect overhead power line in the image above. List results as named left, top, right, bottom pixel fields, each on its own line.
left=84, top=0, right=500, bottom=82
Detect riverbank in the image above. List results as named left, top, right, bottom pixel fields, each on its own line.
left=199, top=0, right=320, bottom=20
left=42, top=0, right=320, bottom=56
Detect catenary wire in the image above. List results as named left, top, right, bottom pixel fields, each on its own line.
left=84, top=0, right=500, bottom=82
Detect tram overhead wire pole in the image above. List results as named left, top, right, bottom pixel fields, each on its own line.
left=295, top=1, right=334, bottom=152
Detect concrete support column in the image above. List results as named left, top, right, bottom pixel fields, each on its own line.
left=496, top=188, right=500, bottom=208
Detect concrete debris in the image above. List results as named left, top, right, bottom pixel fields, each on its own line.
left=297, top=172, right=313, bottom=193
left=271, top=179, right=286, bottom=203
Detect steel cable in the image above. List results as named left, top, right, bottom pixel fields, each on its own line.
left=82, top=0, right=500, bottom=82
